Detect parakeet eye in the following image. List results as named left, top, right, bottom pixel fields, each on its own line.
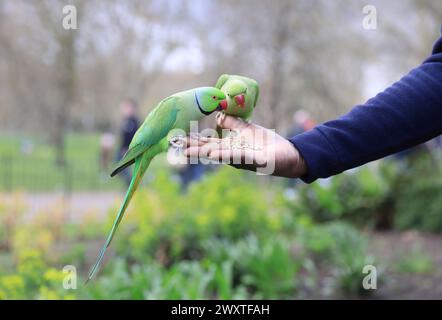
left=212, top=96, right=216, bottom=100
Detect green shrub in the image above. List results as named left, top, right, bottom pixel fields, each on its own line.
left=0, top=193, right=26, bottom=250
left=84, top=258, right=248, bottom=300
left=324, top=223, right=375, bottom=296
left=86, top=235, right=301, bottom=299
left=301, top=222, right=376, bottom=297
left=77, top=168, right=302, bottom=299
left=296, top=165, right=390, bottom=226
left=0, top=249, right=76, bottom=300
left=394, top=155, right=442, bottom=232
left=85, top=167, right=382, bottom=299
left=204, top=235, right=301, bottom=299
left=111, top=168, right=292, bottom=263
left=294, top=153, right=442, bottom=233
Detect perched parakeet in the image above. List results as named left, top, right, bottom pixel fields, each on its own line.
left=215, top=74, right=259, bottom=120
left=86, top=87, right=226, bottom=282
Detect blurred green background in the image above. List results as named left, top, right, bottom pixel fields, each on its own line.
left=0, top=0, right=441, bottom=299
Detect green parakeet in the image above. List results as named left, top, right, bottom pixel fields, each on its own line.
left=215, top=74, right=259, bottom=120
left=86, top=87, right=226, bottom=282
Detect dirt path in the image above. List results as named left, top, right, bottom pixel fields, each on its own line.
left=0, top=192, right=123, bottom=222
left=367, top=231, right=442, bottom=299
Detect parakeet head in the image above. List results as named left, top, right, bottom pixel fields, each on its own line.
left=214, top=74, right=259, bottom=120
left=224, top=79, right=247, bottom=108
left=195, top=87, right=227, bottom=115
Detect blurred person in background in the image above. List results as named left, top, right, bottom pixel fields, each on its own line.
left=100, top=130, right=115, bottom=180
left=20, top=139, right=34, bottom=156
left=178, top=162, right=208, bottom=191
left=286, top=110, right=316, bottom=190
left=116, top=98, right=140, bottom=186
left=287, top=110, right=316, bottom=138
left=167, top=145, right=210, bottom=191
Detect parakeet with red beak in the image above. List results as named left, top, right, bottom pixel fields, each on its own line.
left=86, top=87, right=226, bottom=282
left=215, top=74, right=259, bottom=120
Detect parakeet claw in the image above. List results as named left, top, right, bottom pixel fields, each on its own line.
left=169, top=135, right=186, bottom=149
left=216, top=111, right=226, bottom=123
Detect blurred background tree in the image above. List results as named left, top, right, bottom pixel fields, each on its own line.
left=2, top=0, right=440, bottom=142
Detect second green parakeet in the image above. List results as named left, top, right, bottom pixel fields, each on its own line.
left=86, top=87, right=226, bottom=282
left=215, top=74, right=260, bottom=120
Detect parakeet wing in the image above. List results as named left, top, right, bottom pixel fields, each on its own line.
left=227, top=81, right=247, bottom=96
left=252, top=81, right=259, bottom=108
left=215, top=74, right=229, bottom=89
left=111, top=97, right=180, bottom=177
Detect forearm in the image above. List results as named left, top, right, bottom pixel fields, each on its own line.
left=290, top=43, right=442, bottom=183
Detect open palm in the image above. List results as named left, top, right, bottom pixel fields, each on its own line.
left=184, top=113, right=307, bottom=178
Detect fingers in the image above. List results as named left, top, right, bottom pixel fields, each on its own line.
left=183, top=136, right=261, bottom=169
left=216, top=112, right=250, bottom=130
left=203, top=148, right=245, bottom=163
left=184, top=135, right=222, bottom=149
left=230, top=163, right=258, bottom=172
left=184, top=139, right=235, bottom=161
left=185, top=136, right=206, bottom=148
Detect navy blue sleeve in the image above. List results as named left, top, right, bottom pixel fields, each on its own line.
left=290, top=31, right=442, bottom=183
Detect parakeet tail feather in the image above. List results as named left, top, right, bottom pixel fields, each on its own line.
left=110, top=159, right=135, bottom=177
left=86, top=156, right=151, bottom=283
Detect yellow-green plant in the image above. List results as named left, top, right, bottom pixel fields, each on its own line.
left=0, top=193, right=26, bottom=250
left=0, top=249, right=76, bottom=300
left=109, top=168, right=291, bottom=263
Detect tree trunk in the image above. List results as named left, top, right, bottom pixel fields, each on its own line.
left=54, top=21, right=76, bottom=166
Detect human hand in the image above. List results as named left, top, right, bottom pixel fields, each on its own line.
left=183, top=113, right=307, bottom=178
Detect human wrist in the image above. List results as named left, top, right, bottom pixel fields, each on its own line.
left=278, top=139, right=308, bottom=178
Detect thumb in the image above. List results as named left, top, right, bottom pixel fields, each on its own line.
left=215, top=112, right=249, bottom=130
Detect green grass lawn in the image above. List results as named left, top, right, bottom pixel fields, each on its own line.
left=0, top=132, right=173, bottom=192
left=0, top=133, right=126, bottom=191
